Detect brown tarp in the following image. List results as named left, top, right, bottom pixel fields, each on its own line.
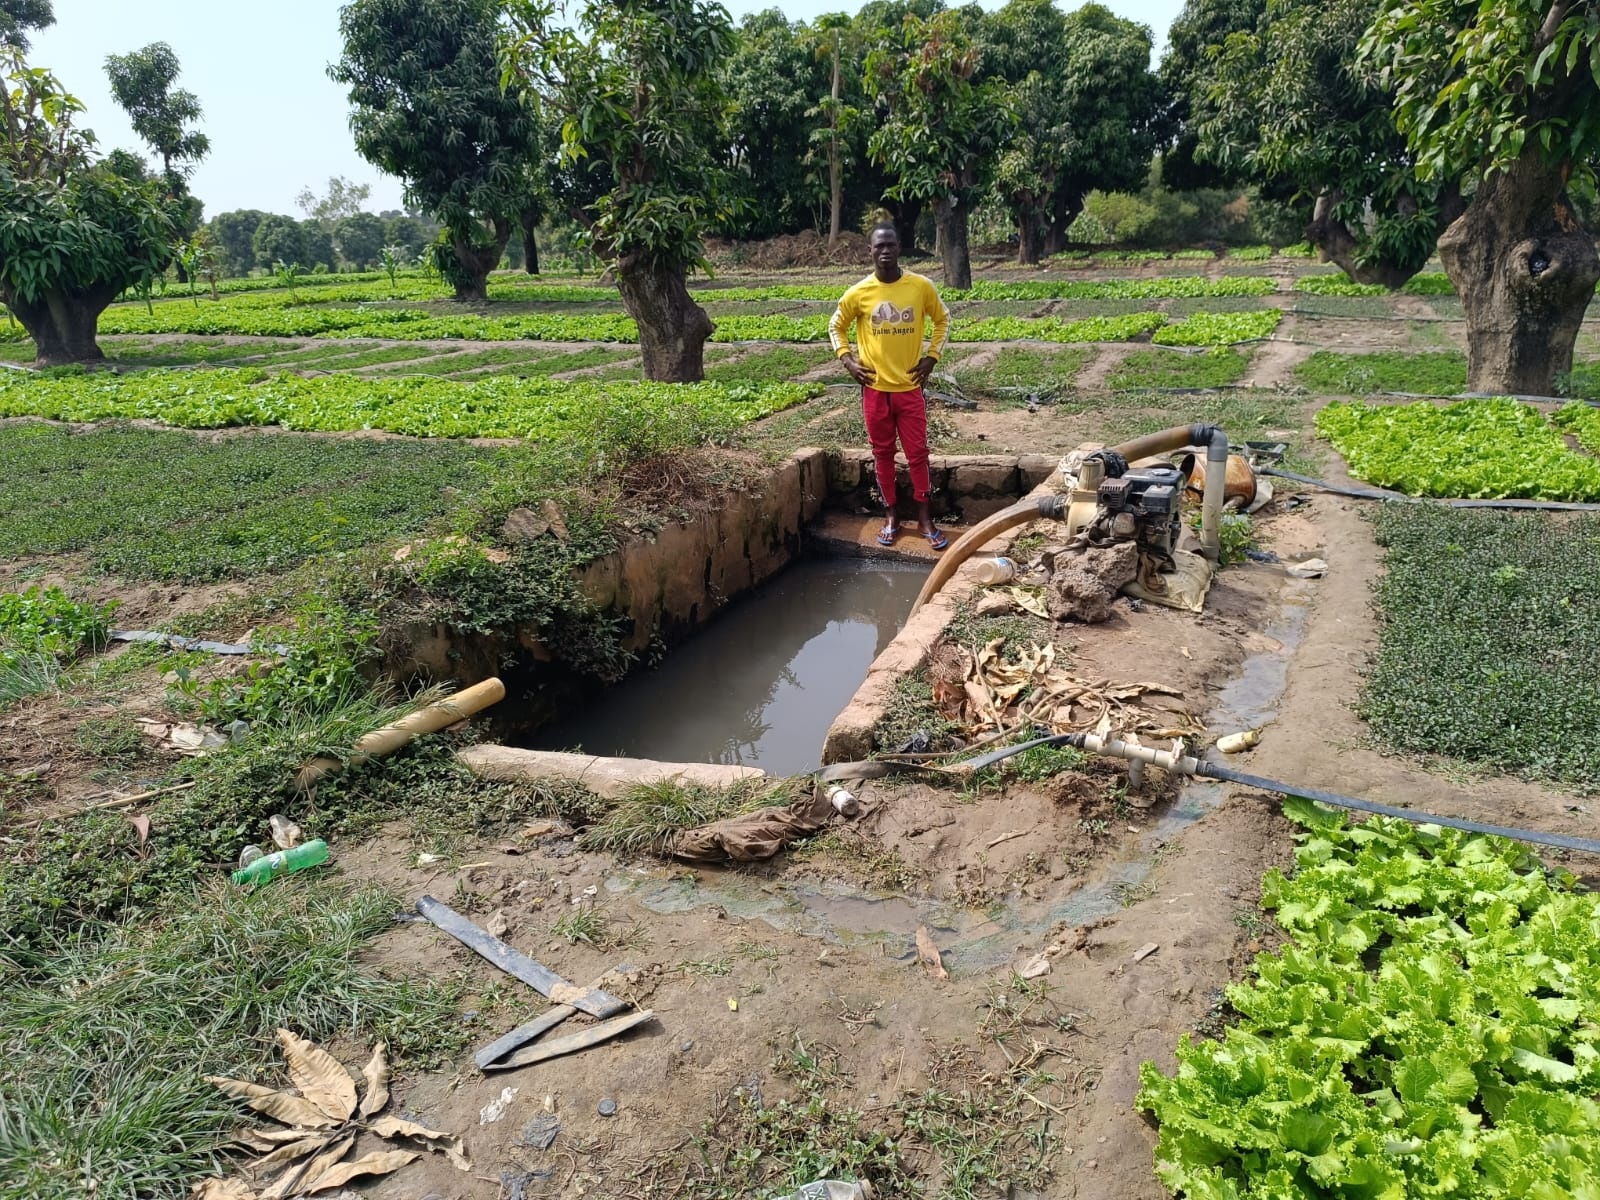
left=659, top=787, right=836, bottom=863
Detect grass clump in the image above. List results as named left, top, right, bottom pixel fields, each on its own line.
left=1295, top=350, right=1467, bottom=396
left=576, top=778, right=796, bottom=856
left=0, top=586, right=116, bottom=710
left=1108, top=348, right=1250, bottom=391
left=874, top=671, right=962, bottom=754
left=1359, top=506, right=1600, bottom=786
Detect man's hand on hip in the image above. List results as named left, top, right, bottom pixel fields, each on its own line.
left=910, top=356, right=937, bottom=388
left=841, top=353, right=875, bottom=387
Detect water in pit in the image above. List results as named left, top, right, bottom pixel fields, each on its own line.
left=528, top=556, right=928, bottom=775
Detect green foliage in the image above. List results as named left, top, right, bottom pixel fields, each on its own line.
left=1150, top=310, right=1281, bottom=346
left=1295, top=350, right=1466, bottom=395
left=1195, top=0, right=1448, bottom=284
left=1356, top=505, right=1600, bottom=784
left=0, top=0, right=53, bottom=52
left=0, top=585, right=114, bottom=666
left=577, top=778, right=790, bottom=856
left=0, top=881, right=463, bottom=1200
left=1109, top=347, right=1250, bottom=390
left=333, top=0, right=537, bottom=295
left=1316, top=397, right=1600, bottom=499
left=1294, top=272, right=1388, bottom=297
left=1139, top=800, right=1600, bottom=1196
left=103, top=41, right=209, bottom=190
left=1551, top=401, right=1600, bottom=450
left=0, top=367, right=813, bottom=440
left=1365, top=0, right=1600, bottom=182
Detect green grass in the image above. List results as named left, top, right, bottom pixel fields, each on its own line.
left=1361, top=508, right=1600, bottom=786
left=1150, top=310, right=1281, bottom=346
left=0, top=880, right=464, bottom=1200
left=703, top=344, right=838, bottom=385
left=576, top=778, right=797, bottom=856
left=1295, top=351, right=1467, bottom=396
left=1089, top=390, right=1309, bottom=447
left=1108, top=348, right=1251, bottom=391
left=0, top=423, right=509, bottom=581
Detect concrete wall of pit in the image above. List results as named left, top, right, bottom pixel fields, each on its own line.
left=381, top=448, right=1054, bottom=736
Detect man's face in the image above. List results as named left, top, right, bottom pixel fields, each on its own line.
left=870, top=229, right=900, bottom=276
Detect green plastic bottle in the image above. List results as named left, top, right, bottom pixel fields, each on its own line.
left=231, top=839, right=329, bottom=886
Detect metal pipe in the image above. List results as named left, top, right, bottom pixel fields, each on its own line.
left=953, top=731, right=1600, bottom=855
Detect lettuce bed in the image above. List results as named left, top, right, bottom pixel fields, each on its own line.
left=1140, top=799, right=1600, bottom=1197
left=1315, top=398, right=1600, bottom=500
left=0, top=369, right=816, bottom=440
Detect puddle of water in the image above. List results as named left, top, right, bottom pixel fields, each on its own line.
left=526, top=557, right=926, bottom=776
left=604, top=582, right=1315, bottom=969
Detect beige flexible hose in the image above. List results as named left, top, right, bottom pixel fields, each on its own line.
left=294, top=677, right=507, bottom=790
left=910, top=495, right=1064, bottom=615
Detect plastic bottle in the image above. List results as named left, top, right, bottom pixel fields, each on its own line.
left=972, top=557, right=1016, bottom=586
left=779, top=1182, right=873, bottom=1200
left=826, top=785, right=859, bottom=817
left=231, top=839, right=329, bottom=886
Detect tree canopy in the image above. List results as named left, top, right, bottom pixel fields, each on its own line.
left=0, top=0, right=51, bottom=50
left=0, top=46, right=178, bottom=364
left=332, top=0, right=540, bottom=300
left=104, top=42, right=209, bottom=189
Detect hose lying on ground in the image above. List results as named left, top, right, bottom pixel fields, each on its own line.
left=1259, top=466, right=1600, bottom=512
left=952, top=730, right=1600, bottom=856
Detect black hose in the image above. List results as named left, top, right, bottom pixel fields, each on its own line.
left=1259, top=466, right=1600, bottom=512
left=953, top=732, right=1600, bottom=855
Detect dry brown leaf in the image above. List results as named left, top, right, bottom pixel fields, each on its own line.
left=192, top=1179, right=257, bottom=1200
left=205, top=1078, right=338, bottom=1130
left=302, top=1150, right=419, bottom=1194
left=915, top=924, right=949, bottom=980
left=1005, top=587, right=1049, bottom=618
left=264, top=1131, right=355, bottom=1199
left=275, top=1030, right=358, bottom=1123
left=358, top=1042, right=389, bottom=1119
left=369, top=1116, right=471, bottom=1171
left=249, top=1134, right=334, bottom=1173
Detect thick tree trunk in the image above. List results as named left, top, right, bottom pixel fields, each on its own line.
left=933, top=196, right=972, bottom=290
left=1440, top=151, right=1600, bottom=395
left=1307, top=191, right=1423, bottom=290
left=887, top=200, right=920, bottom=253
left=449, top=217, right=512, bottom=302
left=827, top=52, right=843, bottom=250
left=616, top=256, right=714, bottom=382
left=3, top=286, right=115, bottom=367
left=519, top=210, right=541, bottom=276
left=1014, top=198, right=1046, bottom=266
left=1042, top=193, right=1084, bottom=258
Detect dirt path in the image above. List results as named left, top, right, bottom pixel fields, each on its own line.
left=1242, top=331, right=1311, bottom=389
left=1073, top=343, right=1136, bottom=392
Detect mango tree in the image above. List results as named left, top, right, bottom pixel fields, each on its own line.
left=866, top=9, right=1014, bottom=289
left=0, top=48, right=176, bottom=365
left=1194, top=0, right=1454, bottom=288
left=333, top=0, right=538, bottom=302
left=503, top=0, right=738, bottom=383
left=1363, top=0, right=1600, bottom=393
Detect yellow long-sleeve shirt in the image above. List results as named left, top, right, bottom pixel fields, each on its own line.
left=828, top=270, right=950, bottom=392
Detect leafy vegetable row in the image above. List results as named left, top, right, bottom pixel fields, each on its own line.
left=0, top=369, right=816, bottom=440
left=1316, top=397, right=1600, bottom=500
left=1140, top=799, right=1600, bottom=1198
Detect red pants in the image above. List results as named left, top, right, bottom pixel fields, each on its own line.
left=863, top=386, right=930, bottom=508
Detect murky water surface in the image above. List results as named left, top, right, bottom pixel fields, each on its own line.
left=529, top=557, right=926, bottom=775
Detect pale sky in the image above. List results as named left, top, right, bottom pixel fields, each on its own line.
left=32, top=0, right=1183, bottom=218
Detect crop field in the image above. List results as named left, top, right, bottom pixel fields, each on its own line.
left=6, top=251, right=1600, bottom=1200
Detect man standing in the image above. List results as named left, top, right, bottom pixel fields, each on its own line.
left=829, top=223, right=951, bottom=549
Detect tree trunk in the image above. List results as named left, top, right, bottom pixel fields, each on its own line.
left=1440, top=150, right=1600, bottom=395
left=1042, top=193, right=1084, bottom=258
left=1307, top=192, right=1423, bottom=290
left=3, top=286, right=115, bottom=367
left=827, top=52, right=843, bottom=250
left=519, top=210, right=541, bottom=276
left=888, top=200, right=920, bottom=253
left=449, top=217, right=512, bottom=302
left=933, top=196, right=972, bottom=290
left=1014, top=197, right=1046, bottom=266
left=616, top=255, right=714, bottom=382
left=175, top=261, right=190, bottom=285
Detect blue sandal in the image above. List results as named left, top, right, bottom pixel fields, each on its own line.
left=925, top=529, right=949, bottom=551
left=876, top=525, right=898, bottom=547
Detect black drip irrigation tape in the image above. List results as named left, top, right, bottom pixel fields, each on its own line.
left=955, top=732, right=1600, bottom=856
left=1258, top=466, right=1600, bottom=512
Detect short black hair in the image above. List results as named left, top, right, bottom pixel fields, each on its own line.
left=869, top=222, right=899, bottom=242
